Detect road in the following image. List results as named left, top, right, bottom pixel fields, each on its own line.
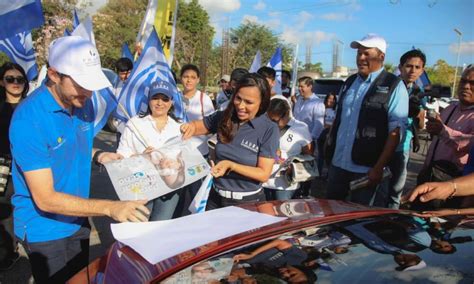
left=0, top=129, right=429, bottom=283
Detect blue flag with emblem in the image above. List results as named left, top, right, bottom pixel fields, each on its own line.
left=0, top=31, right=38, bottom=80
left=0, top=1, right=44, bottom=40
left=91, top=87, right=118, bottom=136
left=121, top=43, right=134, bottom=61
left=115, top=28, right=187, bottom=123
left=64, top=8, right=80, bottom=36
left=267, top=47, right=283, bottom=94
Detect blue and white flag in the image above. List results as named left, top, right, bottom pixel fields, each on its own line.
left=0, top=1, right=44, bottom=40
left=91, top=87, right=118, bottom=136
left=249, top=50, right=262, bottom=73
left=71, top=16, right=95, bottom=46
left=267, top=47, right=283, bottom=95
left=189, top=174, right=213, bottom=214
left=64, top=8, right=80, bottom=36
left=121, top=43, right=134, bottom=61
left=0, top=31, right=38, bottom=80
left=115, top=28, right=187, bottom=123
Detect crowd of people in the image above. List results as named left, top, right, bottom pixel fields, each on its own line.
left=0, top=32, right=472, bottom=283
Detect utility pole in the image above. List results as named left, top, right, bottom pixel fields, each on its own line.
left=305, top=42, right=312, bottom=71
left=200, top=29, right=209, bottom=90
left=221, top=27, right=229, bottom=77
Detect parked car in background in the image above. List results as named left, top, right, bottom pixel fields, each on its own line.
left=69, top=199, right=474, bottom=284
left=312, top=78, right=345, bottom=100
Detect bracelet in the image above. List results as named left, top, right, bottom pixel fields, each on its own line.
left=93, top=150, right=105, bottom=165
left=447, top=181, right=457, bottom=199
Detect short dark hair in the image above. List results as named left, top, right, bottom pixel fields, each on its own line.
left=400, top=49, right=426, bottom=67
left=115, top=58, right=133, bottom=72
left=298, top=76, right=313, bottom=87
left=230, top=67, right=249, bottom=82
left=282, top=70, right=291, bottom=79
left=268, top=98, right=290, bottom=119
left=257, top=66, right=276, bottom=80
left=180, top=64, right=200, bottom=78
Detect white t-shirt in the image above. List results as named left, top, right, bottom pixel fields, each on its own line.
left=117, top=114, right=182, bottom=158
left=183, top=90, right=215, bottom=155
left=263, top=118, right=312, bottom=191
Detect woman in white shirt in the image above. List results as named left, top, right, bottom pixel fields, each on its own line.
left=117, top=81, right=182, bottom=221
left=264, top=98, right=313, bottom=200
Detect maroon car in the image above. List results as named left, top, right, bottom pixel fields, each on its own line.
left=69, top=199, right=474, bottom=283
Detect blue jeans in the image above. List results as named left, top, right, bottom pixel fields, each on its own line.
left=147, top=190, right=180, bottom=221
left=373, top=151, right=409, bottom=209
left=19, top=225, right=90, bottom=284
left=326, top=165, right=378, bottom=206
left=264, top=188, right=295, bottom=201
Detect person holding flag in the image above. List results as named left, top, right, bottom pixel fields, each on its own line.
left=9, top=36, right=150, bottom=283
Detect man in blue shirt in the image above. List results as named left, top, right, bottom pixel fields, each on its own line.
left=374, top=50, right=426, bottom=209
left=9, top=36, right=150, bottom=283
left=325, top=34, right=408, bottom=206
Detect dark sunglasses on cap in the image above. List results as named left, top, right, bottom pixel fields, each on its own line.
left=4, top=76, right=26, bottom=84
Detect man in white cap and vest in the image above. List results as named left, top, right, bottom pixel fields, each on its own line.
left=9, top=36, right=150, bottom=283
left=325, top=33, right=408, bottom=206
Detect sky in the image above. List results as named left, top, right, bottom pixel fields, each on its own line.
left=87, top=0, right=474, bottom=72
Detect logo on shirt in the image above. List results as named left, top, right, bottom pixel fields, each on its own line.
left=240, top=139, right=259, bottom=153
left=376, top=86, right=389, bottom=94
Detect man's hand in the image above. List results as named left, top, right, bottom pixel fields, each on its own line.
left=98, top=152, right=123, bottom=164
left=401, top=181, right=455, bottom=204
left=426, top=114, right=444, bottom=135
left=180, top=122, right=195, bottom=140
left=411, top=209, right=459, bottom=218
left=107, top=200, right=150, bottom=222
left=367, top=166, right=384, bottom=186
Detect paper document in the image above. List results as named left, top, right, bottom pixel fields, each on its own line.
left=104, top=140, right=209, bottom=201
left=111, top=206, right=286, bottom=264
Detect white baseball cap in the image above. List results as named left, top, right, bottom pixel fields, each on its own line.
left=350, top=33, right=387, bottom=54
left=48, top=36, right=111, bottom=91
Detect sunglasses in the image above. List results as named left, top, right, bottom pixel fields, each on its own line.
left=4, top=76, right=26, bottom=84
left=459, top=78, right=474, bottom=87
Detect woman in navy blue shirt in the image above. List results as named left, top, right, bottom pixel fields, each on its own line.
left=181, top=73, right=279, bottom=208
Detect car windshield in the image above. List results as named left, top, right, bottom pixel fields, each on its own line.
left=312, top=79, right=344, bottom=97
left=162, top=214, right=474, bottom=283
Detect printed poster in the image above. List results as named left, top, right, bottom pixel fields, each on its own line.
left=104, top=140, right=209, bottom=201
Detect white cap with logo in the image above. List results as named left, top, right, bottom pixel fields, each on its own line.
left=48, top=36, right=111, bottom=91
left=350, top=33, right=387, bottom=54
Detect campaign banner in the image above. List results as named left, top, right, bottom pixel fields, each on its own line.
left=104, top=140, right=209, bottom=201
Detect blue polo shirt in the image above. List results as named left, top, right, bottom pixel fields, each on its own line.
left=332, top=68, right=408, bottom=173
left=204, top=111, right=279, bottom=192
left=9, top=83, right=95, bottom=242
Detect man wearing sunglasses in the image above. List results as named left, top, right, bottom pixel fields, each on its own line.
left=9, top=36, right=150, bottom=283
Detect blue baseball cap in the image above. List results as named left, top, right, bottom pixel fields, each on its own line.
left=148, top=80, right=174, bottom=100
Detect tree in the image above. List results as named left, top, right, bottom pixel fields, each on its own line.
left=174, top=0, right=214, bottom=74
left=300, top=62, right=323, bottom=74
left=227, top=22, right=293, bottom=71
left=425, top=59, right=455, bottom=86
left=94, top=0, right=147, bottom=69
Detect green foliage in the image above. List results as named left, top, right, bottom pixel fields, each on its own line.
left=94, top=0, right=147, bottom=69
left=425, top=59, right=455, bottom=86
left=300, top=62, right=323, bottom=74
left=174, top=0, right=214, bottom=75
left=228, top=22, right=293, bottom=71
left=384, top=63, right=395, bottom=73
left=0, top=53, right=10, bottom=67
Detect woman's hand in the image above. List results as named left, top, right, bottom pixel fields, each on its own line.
left=142, top=146, right=155, bottom=154
left=98, top=152, right=123, bottom=164
left=180, top=122, right=195, bottom=140
left=211, top=160, right=235, bottom=178
left=233, top=253, right=253, bottom=263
